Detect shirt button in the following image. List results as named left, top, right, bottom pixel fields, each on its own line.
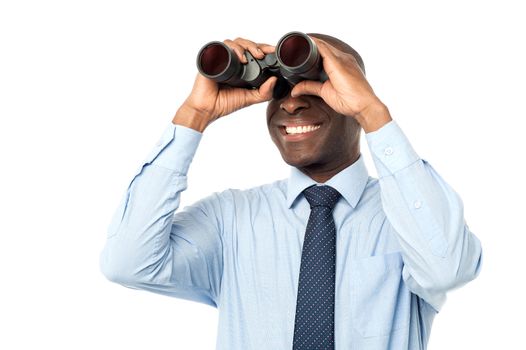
left=414, top=200, right=422, bottom=209
left=384, top=147, right=394, bottom=156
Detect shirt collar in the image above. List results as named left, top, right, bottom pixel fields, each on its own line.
left=286, top=154, right=369, bottom=209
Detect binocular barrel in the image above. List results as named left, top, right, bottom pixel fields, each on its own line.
left=197, top=41, right=244, bottom=85
left=275, top=32, right=327, bottom=84
left=196, top=32, right=327, bottom=89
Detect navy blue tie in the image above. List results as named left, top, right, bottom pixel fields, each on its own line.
left=293, top=185, right=341, bottom=350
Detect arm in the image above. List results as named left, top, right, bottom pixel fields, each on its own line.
left=99, top=123, right=225, bottom=306
left=366, top=120, right=482, bottom=311
left=100, top=37, right=277, bottom=306
left=291, top=36, right=482, bottom=311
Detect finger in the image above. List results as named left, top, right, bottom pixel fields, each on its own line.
left=309, top=37, right=340, bottom=77
left=223, top=39, right=248, bottom=63
left=291, top=80, right=324, bottom=98
left=194, top=72, right=218, bottom=90
left=310, top=36, right=341, bottom=57
left=258, top=76, right=278, bottom=100
left=247, top=76, right=278, bottom=104
left=233, top=37, right=265, bottom=59
left=311, top=36, right=364, bottom=76
left=257, top=43, right=276, bottom=54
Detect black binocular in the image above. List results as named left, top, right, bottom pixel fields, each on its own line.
left=196, top=32, right=327, bottom=98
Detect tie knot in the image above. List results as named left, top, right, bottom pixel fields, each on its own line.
left=303, top=185, right=341, bottom=210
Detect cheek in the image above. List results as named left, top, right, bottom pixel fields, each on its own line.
left=266, top=102, right=278, bottom=124
left=314, top=123, right=347, bottom=154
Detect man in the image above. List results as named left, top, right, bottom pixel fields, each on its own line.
left=100, top=33, right=483, bottom=349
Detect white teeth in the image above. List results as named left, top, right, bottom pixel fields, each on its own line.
left=285, top=124, right=321, bottom=135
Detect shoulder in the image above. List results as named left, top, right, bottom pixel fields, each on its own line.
left=184, top=179, right=287, bottom=215
left=188, top=178, right=287, bottom=209
left=358, top=175, right=383, bottom=209
left=217, top=179, right=288, bottom=204
left=364, top=175, right=380, bottom=193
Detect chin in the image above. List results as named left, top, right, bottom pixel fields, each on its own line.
left=281, top=152, right=320, bottom=169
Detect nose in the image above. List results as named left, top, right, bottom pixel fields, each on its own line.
left=280, top=95, right=310, bottom=115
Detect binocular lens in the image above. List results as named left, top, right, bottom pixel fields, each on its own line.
left=277, top=35, right=311, bottom=68
left=198, top=43, right=230, bottom=77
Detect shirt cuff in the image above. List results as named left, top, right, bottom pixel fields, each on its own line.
left=142, top=122, right=203, bottom=174
left=365, top=120, right=420, bottom=178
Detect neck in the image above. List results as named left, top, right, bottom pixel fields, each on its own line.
left=299, top=152, right=360, bottom=183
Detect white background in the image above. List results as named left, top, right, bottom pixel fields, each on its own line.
left=1, top=0, right=524, bottom=348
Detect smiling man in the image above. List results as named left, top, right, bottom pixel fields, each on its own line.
left=100, top=34, right=483, bottom=350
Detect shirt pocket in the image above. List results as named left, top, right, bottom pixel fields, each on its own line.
left=351, top=251, right=411, bottom=338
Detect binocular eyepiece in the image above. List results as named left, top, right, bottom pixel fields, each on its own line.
left=196, top=32, right=327, bottom=97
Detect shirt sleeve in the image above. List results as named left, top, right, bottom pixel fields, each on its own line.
left=365, top=120, right=483, bottom=312
left=99, top=122, right=224, bottom=308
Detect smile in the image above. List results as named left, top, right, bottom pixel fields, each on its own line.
left=285, top=124, right=321, bottom=135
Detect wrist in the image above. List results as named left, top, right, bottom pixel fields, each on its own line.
left=356, top=101, right=392, bottom=133
left=172, top=104, right=211, bottom=133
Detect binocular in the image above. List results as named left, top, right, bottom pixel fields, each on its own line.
left=196, top=32, right=327, bottom=98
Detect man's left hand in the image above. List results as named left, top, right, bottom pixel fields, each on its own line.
left=290, top=36, right=392, bottom=133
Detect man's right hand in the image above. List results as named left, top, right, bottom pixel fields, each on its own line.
left=172, top=37, right=277, bottom=132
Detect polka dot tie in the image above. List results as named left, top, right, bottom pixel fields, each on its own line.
left=293, top=185, right=341, bottom=350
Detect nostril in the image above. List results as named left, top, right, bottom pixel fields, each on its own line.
left=293, top=106, right=308, bottom=114
left=280, top=98, right=310, bottom=114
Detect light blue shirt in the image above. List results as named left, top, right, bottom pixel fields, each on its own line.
left=100, top=120, right=482, bottom=349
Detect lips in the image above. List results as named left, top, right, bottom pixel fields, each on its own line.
left=269, top=108, right=326, bottom=142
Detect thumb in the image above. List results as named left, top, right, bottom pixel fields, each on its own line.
left=247, top=76, right=278, bottom=104
left=291, top=80, right=324, bottom=98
